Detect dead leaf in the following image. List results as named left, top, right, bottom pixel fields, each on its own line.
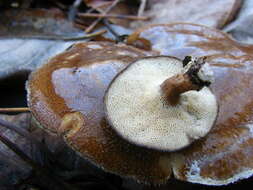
left=0, top=38, right=75, bottom=80
left=0, top=9, right=86, bottom=80
left=131, top=0, right=242, bottom=29
left=0, top=9, right=81, bottom=37
left=0, top=8, right=135, bottom=80
left=0, top=113, right=32, bottom=189
left=224, top=0, right=253, bottom=43
left=0, top=112, right=121, bottom=189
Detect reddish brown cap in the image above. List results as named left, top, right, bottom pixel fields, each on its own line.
left=27, top=23, right=253, bottom=185
left=27, top=41, right=172, bottom=184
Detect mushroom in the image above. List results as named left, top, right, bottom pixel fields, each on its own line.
left=104, top=56, right=217, bottom=151
left=27, top=23, right=253, bottom=186
left=27, top=41, right=175, bottom=184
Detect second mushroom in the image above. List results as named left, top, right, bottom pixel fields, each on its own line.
left=104, top=56, right=218, bottom=151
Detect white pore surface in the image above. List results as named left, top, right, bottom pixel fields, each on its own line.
left=105, top=57, right=217, bottom=151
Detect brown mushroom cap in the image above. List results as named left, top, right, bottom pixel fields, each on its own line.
left=27, top=41, right=173, bottom=184
left=128, top=23, right=253, bottom=185
left=104, top=56, right=218, bottom=151
left=27, top=23, right=253, bottom=186
left=27, top=41, right=152, bottom=134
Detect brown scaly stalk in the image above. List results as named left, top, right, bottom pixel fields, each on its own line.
left=161, top=56, right=211, bottom=106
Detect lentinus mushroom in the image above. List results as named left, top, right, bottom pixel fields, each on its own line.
left=27, top=23, right=253, bottom=186
left=27, top=41, right=175, bottom=184
left=104, top=56, right=218, bottom=151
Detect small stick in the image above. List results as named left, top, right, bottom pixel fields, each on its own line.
left=74, top=23, right=87, bottom=30
left=78, top=13, right=149, bottom=20
left=47, top=0, right=67, bottom=10
left=0, top=107, right=30, bottom=113
left=1, top=30, right=107, bottom=41
left=138, top=0, right=147, bottom=17
left=85, top=0, right=121, bottom=33
left=20, top=0, right=32, bottom=9
left=68, top=0, right=82, bottom=21
left=103, top=19, right=124, bottom=42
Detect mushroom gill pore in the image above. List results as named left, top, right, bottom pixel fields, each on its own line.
left=104, top=56, right=217, bottom=151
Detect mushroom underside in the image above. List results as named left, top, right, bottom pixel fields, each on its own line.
left=105, top=56, right=217, bottom=151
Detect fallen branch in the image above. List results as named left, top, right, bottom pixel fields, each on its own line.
left=0, top=30, right=107, bottom=41
left=85, top=0, right=121, bottom=33
left=0, top=107, right=30, bottom=113
left=103, top=19, right=127, bottom=42
left=138, top=0, right=147, bottom=17
left=68, top=0, right=82, bottom=21
left=78, top=13, right=149, bottom=20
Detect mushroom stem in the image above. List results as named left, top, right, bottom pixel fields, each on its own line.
left=161, top=56, right=213, bottom=106
left=161, top=73, right=199, bottom=106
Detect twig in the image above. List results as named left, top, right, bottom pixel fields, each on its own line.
left=102, top=19, right=127, bottom=43
left=47, top=0, right=67, bottom=10
left=68, top=0, right=82, bottom=21
left=85, top=0, right=121, bottom=33
left=0, top=30, right=107, bottom=41
left=138, top=0, right=147, bottom=17
left=0, top=107, right=30, bottom=113
left=0, top=133, right=76, bottom=190
left=78, top=13, right=149, bottom=20
left=20, top=0, right=32, bottom=9
left=75, top=17, right=88, bottom=25
left=103, top=19, right=120, bottom=40
left=74, top=23, right=87, bottom=30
